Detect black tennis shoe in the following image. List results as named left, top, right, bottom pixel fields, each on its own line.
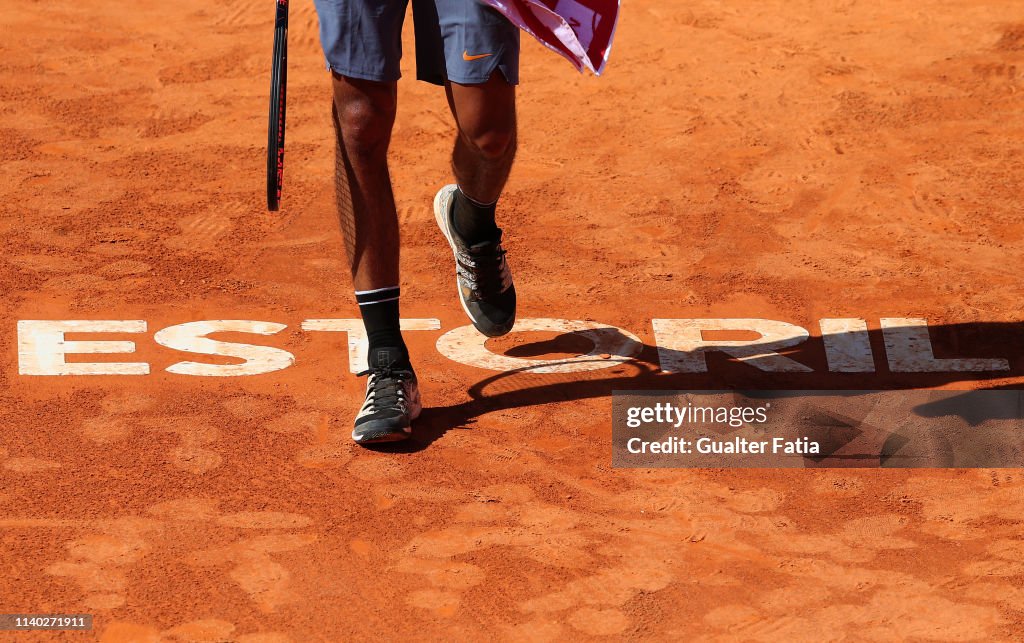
left=433, top=184, right=517, bottom=337
left=352, top=358, right=420, bottom=444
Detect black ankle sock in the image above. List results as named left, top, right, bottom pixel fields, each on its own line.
left=453, top=187, right=500, bottom=245
left=355, top=286, right=410, bottom=369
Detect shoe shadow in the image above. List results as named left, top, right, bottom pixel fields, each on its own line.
left=360, top=407, right=475, bottom=453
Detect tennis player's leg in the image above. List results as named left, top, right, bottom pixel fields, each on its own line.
left=427, top=0, right=520, bottom=337
left=447, top=73, right=517, bottom=232
left=314, top=0, right=420, bottom=444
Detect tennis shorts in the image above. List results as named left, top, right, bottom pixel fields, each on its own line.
left=311, top=0, right=520, bottom=85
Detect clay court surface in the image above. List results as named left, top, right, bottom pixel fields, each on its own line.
left=2, top=0, right=1024, bottom=639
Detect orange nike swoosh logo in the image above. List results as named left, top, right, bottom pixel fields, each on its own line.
left=462, top=50, right=494, bottom=61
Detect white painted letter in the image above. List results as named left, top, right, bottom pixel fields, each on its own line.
left=155, top=320, right=294, bottom=376
left=18, top=320, right=149, bottom=376
left=652, top=319, right=812, bottom=373
left=301, top=319, right=441, bottom=373
left=435, top=319, right=642, bottom=373
left=820, top=318, right=875, bottom=372
left=881, top=318, right=1009, bottom=373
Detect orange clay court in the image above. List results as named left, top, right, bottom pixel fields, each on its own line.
left=2, top=0, right=1024, bottom=640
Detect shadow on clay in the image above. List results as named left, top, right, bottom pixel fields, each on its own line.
left=370, top=320, right=1024, bottom=458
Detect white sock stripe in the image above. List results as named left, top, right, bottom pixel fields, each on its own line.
left=354, top=286, right=400, bottom=296
left=357, top=296, right=400, bottom=306
left=355, top=286, right=400, bottom=306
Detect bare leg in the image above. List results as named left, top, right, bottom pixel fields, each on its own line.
left=331, top=74, right=400, bottom=291
left=331, top=73, right=411, bottom=372
left=445, top=71, right=517, bottom=205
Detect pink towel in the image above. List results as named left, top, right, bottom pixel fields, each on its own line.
left=479, top=0, right=620, bottom=75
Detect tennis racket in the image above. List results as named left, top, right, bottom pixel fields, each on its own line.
left=266, top=0, right=289, bottom=211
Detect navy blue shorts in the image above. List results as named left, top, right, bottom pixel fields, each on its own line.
left=311, top=0, right=520, bottom=86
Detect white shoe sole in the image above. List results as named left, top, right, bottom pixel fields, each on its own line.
left=433, top=184, right=479, bottom=326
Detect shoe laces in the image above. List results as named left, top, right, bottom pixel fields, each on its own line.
left=455, top=234, right=511, bottom=299
left=357, top=365, right=413, bottom=410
